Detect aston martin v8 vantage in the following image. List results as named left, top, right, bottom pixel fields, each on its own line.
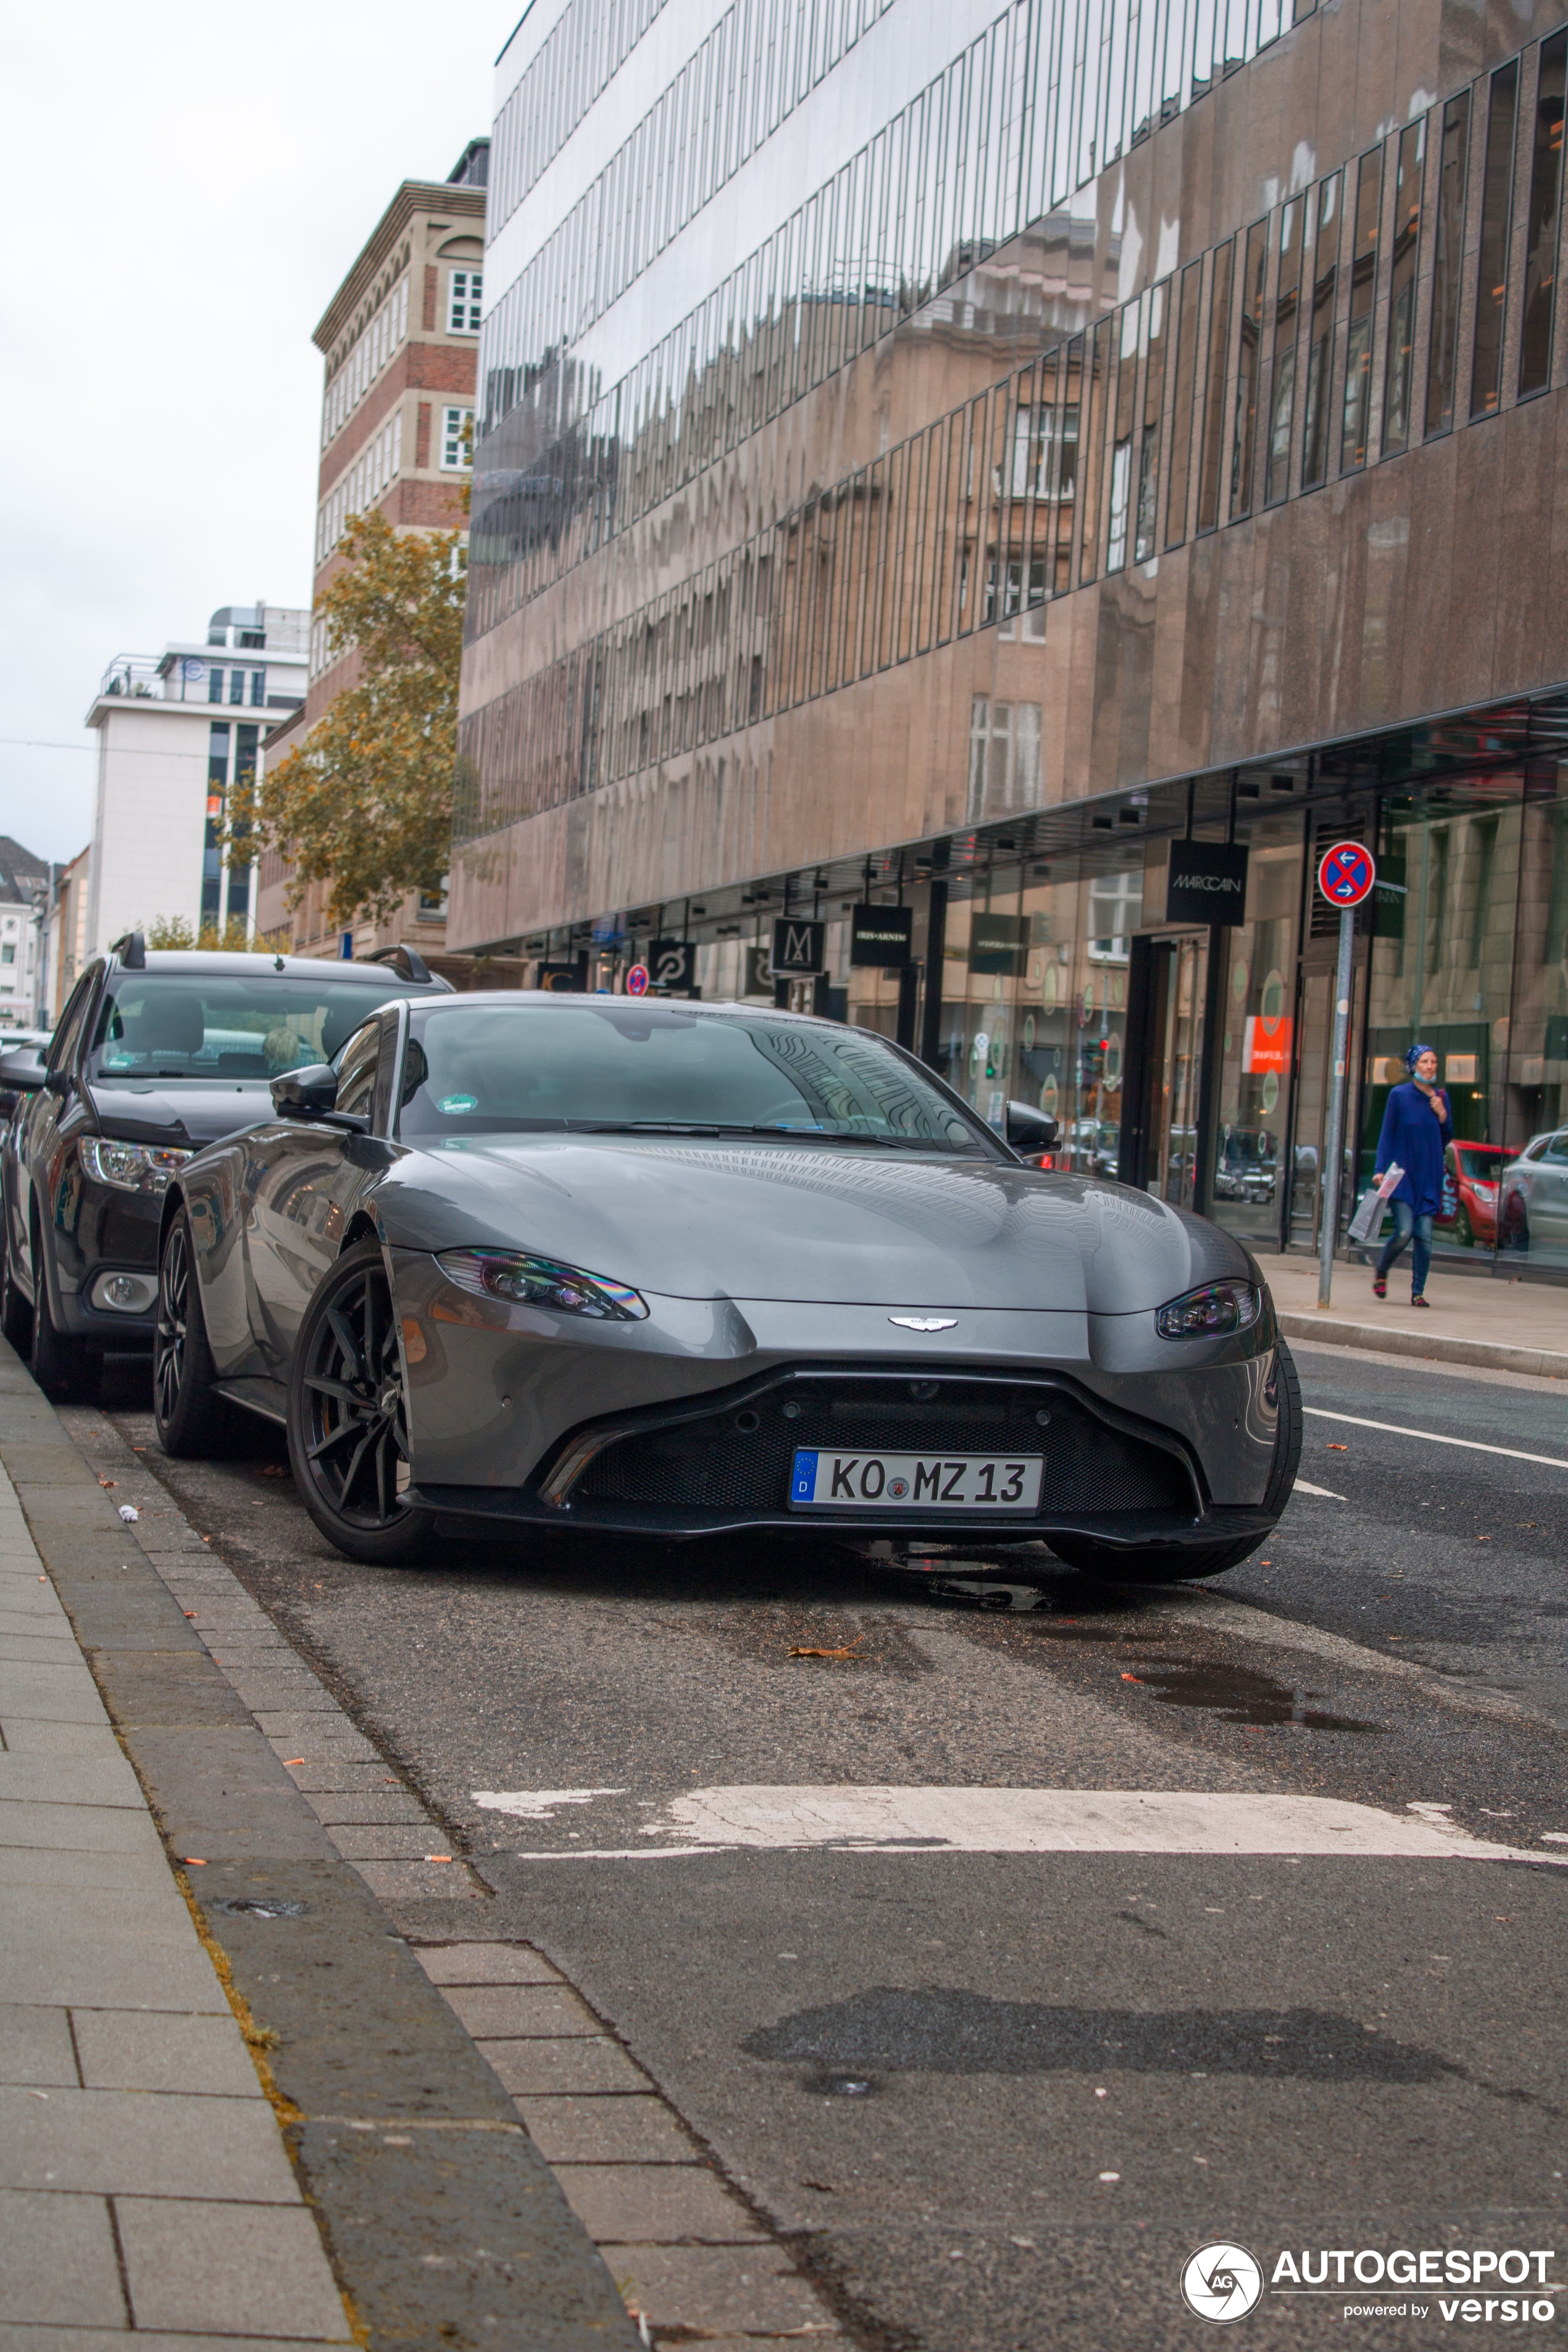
left=152, top=992, right=1301, bottom=1574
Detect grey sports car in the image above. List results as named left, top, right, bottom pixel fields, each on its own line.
left=152, top=992, right=1301, bottom=1576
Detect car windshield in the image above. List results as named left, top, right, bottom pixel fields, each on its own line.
left=87, top=975, right=412, bottom=1082
left=399, top=1002, right=986, bottom=1151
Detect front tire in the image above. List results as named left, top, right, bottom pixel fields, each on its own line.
left=287, top=1241, right=438, bottom=1567
left=1049, top=1337, right=1303, bottom=1586
left=154, top=1210, right=237, bottom=1457
left=30, top=1227, right=93, bottom=1402
left=1, top=1236, right=33, bottom=1354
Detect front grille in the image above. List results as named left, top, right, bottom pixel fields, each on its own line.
left=572, top=1376, right=1191, bottom=1514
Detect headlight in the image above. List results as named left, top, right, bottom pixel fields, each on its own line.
left=1155, top=1278, right=1261, bottom=1340
left=79, top=1138, right=192, bottom=1194
left=436, top=1246, right=649, bottom=1321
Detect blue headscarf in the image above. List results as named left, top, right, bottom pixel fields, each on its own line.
left=1405, top=1041, right=1436, bottom=1075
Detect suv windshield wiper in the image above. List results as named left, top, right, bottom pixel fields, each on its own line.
left=572, top=1119, right=959, bottom=1150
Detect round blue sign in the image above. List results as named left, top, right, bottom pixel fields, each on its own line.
left=625, top=963, right=650, bottom=996
left=1316, top=840, right=1376, bottom=907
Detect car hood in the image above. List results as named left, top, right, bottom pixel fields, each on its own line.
left=89, top=1079, right=275, bottom=1151
left=377, top=1135, right=1254, bottom=1313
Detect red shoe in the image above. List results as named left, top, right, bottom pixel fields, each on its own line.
left=1412, top=1294, right=1430, bottom=1309
left=1372, top=1275, right=1387, bottom=1299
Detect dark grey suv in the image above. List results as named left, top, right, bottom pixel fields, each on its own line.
left=1, top=935, right=451, bottom=1396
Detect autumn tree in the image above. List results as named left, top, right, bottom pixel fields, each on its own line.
left=230, top=505, right=466, bottom=931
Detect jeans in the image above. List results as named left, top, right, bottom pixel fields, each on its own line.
left=1376, top=1199, right=1433, bottom=1295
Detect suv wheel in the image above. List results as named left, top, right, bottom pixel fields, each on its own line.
left=1, top=1240, right=33, bottom=1355
left=30, top=1229, right=93, bottom=1403
left=287, top=1241, right=439, bottom=1567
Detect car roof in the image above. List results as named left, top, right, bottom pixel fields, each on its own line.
left=104, top=951, right=443, bottom=988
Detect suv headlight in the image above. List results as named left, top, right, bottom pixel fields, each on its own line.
left=436, top=1247, right=649, bottom=1321
left=1155, top=1278, right=1261, bottom=1340
left=79, top=1138, right=192, bottom=1194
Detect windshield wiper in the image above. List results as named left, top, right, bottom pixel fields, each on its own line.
left=573, top=1119, right=955, bottom=1150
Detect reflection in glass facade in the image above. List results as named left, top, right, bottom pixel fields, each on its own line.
left=456, top=0, right=1568, bottom=1287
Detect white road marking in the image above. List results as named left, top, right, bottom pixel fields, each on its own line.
left=1303, top=1407, right=1568, bottom=1470
left=1291, top=1478, right=1346, bottom=1500
left=471, top=1787, right=625, bottom=1818
left=470, top=1785, right=1561, bottom=1864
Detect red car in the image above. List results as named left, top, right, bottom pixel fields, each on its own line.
left=1437, top=1140, right=1505, bottom=1247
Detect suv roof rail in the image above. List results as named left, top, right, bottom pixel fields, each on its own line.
left=109, top=930, right=146, bottom=970
left=363, top=944, right=432, bottom=984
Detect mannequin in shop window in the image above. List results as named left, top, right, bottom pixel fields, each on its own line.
left=1371, top=1042, right=1453, bottom=1308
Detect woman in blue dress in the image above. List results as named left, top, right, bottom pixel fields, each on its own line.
left=1371, top=1042, right=1453, bottom=1307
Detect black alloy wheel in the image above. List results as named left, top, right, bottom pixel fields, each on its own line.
left=29, top=1216, right=92, bottom=1402
left=1, top=1234, right=33, bottom=1355
left=154, top=1209, right=234, bottom=1457
left=287, top=1241, right=437, bottom=1567
left=1048, top=1338, right=1304, bottom=1585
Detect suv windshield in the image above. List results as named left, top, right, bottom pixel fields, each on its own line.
left=399, top=1003, right=985, bottom=1151
left=88, top=975, right=412, bottom=1082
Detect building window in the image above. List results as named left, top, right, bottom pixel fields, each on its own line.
left=968, top=698, right=1042, bottom=820
left=448, top=270, right=482, bottom=333
left=249, top=670, right=265, bottom=706
left=1, top=945, right=14, bottom=967
left=441, top=407, right=474, bottom=470
left=207, top=667, right=224, bottom=705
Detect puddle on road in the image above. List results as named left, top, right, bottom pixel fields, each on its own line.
left=1113, top=1658, right=1386, bottom=1732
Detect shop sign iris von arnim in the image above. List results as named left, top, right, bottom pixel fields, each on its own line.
left=848, top=904, right=914, bottom=967
left=1178, top=2238, right=1558, bottom=2327
left=1166, top=840, right=1249, bottom=927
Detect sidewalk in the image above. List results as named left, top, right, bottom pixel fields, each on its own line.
left=1256, top=1251, right=1567, bottom=1378
left=0, top=1453, right=354, bottom=2346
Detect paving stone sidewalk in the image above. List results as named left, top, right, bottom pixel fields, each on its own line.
left=1257, top=1251, right=1567, bottom=1378
left=0, top=1456, right=353, bottom=2348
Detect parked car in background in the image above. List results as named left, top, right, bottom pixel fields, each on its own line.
left=1437, top=1139, right=1506, bottom=1248
left=1498, top=1129, right=1568, bottom=1253
left=1214, top=1126, right=1278, bottom=1204
left=1, top=936, right=451, bottom=1397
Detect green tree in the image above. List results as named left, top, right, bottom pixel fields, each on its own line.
left=230, top=505, right=466, bottom=931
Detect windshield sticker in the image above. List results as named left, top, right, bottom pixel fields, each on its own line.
left=438, top=1093, right=478, bottom=1115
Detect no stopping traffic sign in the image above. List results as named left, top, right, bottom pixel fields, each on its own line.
left=1316, top=840, right=1377, bottom=907
left=625, top=963, right=651, bottom=996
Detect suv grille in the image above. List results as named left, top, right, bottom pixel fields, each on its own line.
left=573, top=1377, right=1191, bottom=1514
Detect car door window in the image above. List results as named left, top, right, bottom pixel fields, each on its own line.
left=1544, top=1131, right=1568, bottom=1164
left=333, top=1021, right=383, bottom=1120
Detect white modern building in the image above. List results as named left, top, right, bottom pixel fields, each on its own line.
left=84, top=604, right=307, bottom=956
left=0, top=838, right=48, bottom=1027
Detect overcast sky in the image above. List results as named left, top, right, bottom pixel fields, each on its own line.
left=0, top=0, right=505, bottom=867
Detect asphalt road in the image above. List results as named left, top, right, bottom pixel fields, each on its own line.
left=73, top=1337, right=1568, bottom=2351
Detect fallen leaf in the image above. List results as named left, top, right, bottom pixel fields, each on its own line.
left=182, top=1857, right=208, bottom=1866
left=1477, top=1535, right=1491, bottom=1543
left=183, top=1611, right=198, bottom=1619
left=802, top=2179, right=838, bottom=2192
left=1326, top=1442, right=1348, bottom=1451
left=788, top=1641, right=863, bottom=1658
left=97, top=1475, right=116, bottom=1488
left=283, top=1758, right=306, bottom=1767
left=425, top=1854, right=453, bottom=1864
left=1120, top=1672, right=1145, bottom=1683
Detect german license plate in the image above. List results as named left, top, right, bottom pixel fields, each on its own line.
left=789, top=1449, right=1043, bottom=1511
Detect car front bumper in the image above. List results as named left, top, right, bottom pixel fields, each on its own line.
left=393, top=1250, right=1282, bottom=1540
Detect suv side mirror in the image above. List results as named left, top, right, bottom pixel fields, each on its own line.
left=1005, top=1101, right=1059, bottom=1157
left=271, top=1064, right=340, bottom=1119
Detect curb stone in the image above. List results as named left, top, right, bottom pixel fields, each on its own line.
left=0, top=1342, right=638, bottom=2352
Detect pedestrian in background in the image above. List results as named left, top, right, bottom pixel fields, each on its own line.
left=1370, top=1043, right=1453, bottom=1308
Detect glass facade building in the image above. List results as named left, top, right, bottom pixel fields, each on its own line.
left=456, top=0, right=1568, bottom=1282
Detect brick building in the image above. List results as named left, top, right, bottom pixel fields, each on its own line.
left=256, top=141, right=488, bottom=957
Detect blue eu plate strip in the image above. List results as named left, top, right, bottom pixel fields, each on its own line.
left=790, top=1450, right=818, bottom=1504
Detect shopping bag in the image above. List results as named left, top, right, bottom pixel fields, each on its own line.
left=1347, top=1162, right=1404, bottom=1245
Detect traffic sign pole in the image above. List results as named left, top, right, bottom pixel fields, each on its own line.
left=1317, top=907, right=1355, bottom=1310
left=1312, top=841, right=1377, bottom=1311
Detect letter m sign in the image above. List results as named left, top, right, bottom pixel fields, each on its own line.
left=772, top=917, right=826, bottom=974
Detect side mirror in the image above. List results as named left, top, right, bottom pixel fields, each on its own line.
left=1006, top=1101, right=1059, bottom=1157
left=270, top=1064, right=340, bottom=1119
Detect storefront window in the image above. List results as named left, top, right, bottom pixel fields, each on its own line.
left=1207, top=829, right=1303, bottom=1245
